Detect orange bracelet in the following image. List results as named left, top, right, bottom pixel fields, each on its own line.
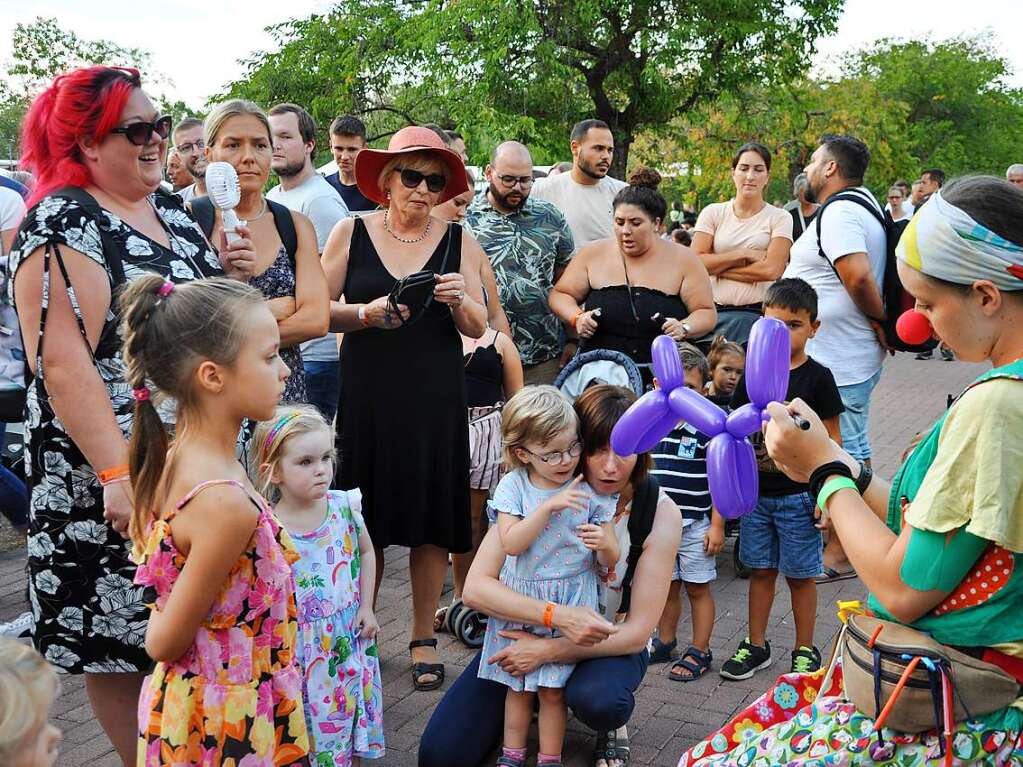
left=543, top=601, right=557, bottom=630
left=571, top=308, right=585, bottom=331
left=97, top=464, right=129, bottom=486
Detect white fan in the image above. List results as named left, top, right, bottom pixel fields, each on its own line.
left=205, top=161, right=244, bottom=244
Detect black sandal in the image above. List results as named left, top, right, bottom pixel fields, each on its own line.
left=593, top=727, right=630, bottom=766
left=668, top=645, right=713, bottom=682
left=409, top=638, right=445, bottom=691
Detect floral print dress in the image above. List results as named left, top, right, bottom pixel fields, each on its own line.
left=134, top=480, right=310, bottom=766
left=8, top=191, right=222, bottom=674
left=287, top=490, right=384, bottom=765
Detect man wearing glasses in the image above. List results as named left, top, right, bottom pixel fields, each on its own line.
left=171, top=117, right=207, bottom=204
left=466, top=141, right=575, bottom=385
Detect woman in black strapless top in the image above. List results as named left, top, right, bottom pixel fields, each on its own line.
left=550, top=169, right=716, bottom=386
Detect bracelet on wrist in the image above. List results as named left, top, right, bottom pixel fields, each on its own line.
left=97, top=464, right=129, bottom=486
left=817, top=476, right=858, bottom=513
left=571, top=308, right=585, bottom=331
left=543, top=601, right=557, bottom=630
left=357, top=305, right=371, bottom=327
left=807, top=460, right=854, bottom=500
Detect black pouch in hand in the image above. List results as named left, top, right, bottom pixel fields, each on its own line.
left=387, top=269, right=436, bottom=326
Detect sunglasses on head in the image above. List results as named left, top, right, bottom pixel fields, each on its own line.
left=111, top=115, right=173, bottom=146
left=397, top=167, right=447, bottom=193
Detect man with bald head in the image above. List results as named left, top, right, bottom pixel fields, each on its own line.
left=1006, top=164, right=1023, bottom=188
left=466, top=141, right=576, bottom=383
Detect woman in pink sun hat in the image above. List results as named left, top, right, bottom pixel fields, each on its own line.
left=322, top=125, right=488, bottom=691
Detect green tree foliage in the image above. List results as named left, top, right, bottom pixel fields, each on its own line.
left=225, top=0, right=844, bottom=175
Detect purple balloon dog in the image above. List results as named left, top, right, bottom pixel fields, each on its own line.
left=609, top=317, right=791, bottom=519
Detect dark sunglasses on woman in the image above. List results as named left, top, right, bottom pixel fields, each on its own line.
left=111, top=115, right=173, bottom=146
left=397, top=167, right=447, bottom=193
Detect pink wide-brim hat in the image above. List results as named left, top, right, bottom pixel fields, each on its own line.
left=354, top=126, right=469, bottom=205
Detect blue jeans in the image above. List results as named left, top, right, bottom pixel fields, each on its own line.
left=739, top=492, right=822, bottom=579
left=418, top=648, right=649, bottom=767
left=304, top=360, right=340, bottom=424
left=837, top=368, right=882, bottom=461
left=0, top=423, right=28, bottom=530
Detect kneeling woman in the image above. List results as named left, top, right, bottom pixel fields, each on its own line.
left=680, top=175, right=1023, bottom=766
left=419, top=385, right=682, bottom=767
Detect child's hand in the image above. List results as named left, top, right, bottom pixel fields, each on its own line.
left=577, top=523, right=609, bottom=552
left=356, top=604, right=379, bottom=640
left=704, top=517, right=725, bottom=555
left=544, top=475, right=591, bottom=515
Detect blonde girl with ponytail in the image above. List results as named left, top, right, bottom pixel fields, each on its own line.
left=120, top=273, right=311, bottom=765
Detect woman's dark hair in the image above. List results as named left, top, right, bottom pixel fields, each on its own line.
left=574, top=385, right=651, bottom=486
left=613, top=166, right=667, bottom=223
left=731, top=142, right=772, bottom=171
left=942, top=175, right=1023, bottom=249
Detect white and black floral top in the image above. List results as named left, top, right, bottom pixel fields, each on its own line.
left=8, top=190, right=222, bottom=674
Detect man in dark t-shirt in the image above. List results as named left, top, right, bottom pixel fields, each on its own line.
left=722, top=278, right=844, bottom=683
left=324, top=114, right=378, bottom=212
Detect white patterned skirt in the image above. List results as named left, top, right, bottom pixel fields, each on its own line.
left=468, top=405, right=503, bottom=491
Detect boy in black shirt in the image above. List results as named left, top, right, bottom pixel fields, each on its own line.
left=721, top=278, right=844, bottom=680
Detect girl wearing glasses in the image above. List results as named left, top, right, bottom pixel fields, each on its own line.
left=8, top=67, right=234, bottom=764
left=478, top=385, right=619, bottom=767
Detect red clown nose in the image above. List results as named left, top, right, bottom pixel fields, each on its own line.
left=896, top=309, right=933, bottom=346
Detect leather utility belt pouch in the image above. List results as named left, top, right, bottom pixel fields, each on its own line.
left=839, top=614, right=1020, bottom=733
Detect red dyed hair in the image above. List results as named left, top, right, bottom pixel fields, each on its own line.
left=21, top=66, right=142, bottom=206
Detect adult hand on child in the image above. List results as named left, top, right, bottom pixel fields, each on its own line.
left=551, top=605, right=618, bottom=646
left=356, top=604, right=379, bottom=640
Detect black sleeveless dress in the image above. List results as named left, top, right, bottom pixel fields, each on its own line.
left=580, top=284, right=688, bottom=385
left=336, top=218, right=471, bottom=552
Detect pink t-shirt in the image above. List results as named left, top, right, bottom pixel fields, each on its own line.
left=694, top=200, right=793, bottom=307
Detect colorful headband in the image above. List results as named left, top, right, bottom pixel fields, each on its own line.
left=897, top=191, right=1023, bottom=290
left=157, top=280, right=175, bottom=298
left=132, top=386, right=151, bottom=402
left=262, top=412, right=302, bottom=454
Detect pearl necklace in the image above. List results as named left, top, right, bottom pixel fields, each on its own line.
left=384, top=209, right=432, bottom=244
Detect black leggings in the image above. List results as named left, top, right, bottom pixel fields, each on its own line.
left=418, top=648, right=649, bottom=767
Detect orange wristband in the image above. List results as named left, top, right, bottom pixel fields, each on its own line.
left=571, top=308, right=585, bottom=330
left=97, top=464, right=129, bottom=486
left=543, top=601, right=556, bottom=630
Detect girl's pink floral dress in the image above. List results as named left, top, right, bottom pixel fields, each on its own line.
left=134, top=480, right=310, bottom=766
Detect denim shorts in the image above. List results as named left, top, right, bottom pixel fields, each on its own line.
left=838, top=368, right=882, bottom=461
left=672, top=516, right=717, bottom=584
left=739, top=492, right=822, bottom=578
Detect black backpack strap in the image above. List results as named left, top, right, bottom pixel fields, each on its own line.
left=189, top=196, right=216, bottom=243
left=268, top=199, right=298, bottom=270
left=618, top=475, right=661, bottom=615
left=816, top=189, right=886, bottom=275
left=50, top=186, right=125, bottom=287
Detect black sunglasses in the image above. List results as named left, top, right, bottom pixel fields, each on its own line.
left=111, top=115, right=173, bottom=146
left=397, top=167, right=447, bottom=193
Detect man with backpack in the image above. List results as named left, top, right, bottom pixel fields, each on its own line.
left=783, top=134, right=887, bottom=581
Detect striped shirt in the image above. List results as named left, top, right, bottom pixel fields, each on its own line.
left=651, top=423, right=712, bottom=520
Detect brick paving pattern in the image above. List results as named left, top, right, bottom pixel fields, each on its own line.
left=0, top=354, right=987, bottom=766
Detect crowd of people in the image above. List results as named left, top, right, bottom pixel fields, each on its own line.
left=0, top=63, right=1021, bottom=767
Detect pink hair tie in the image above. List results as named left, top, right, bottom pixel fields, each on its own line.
left=132, top=387, right=151, bottom=402
left=157, top=281, right=175, bottom=298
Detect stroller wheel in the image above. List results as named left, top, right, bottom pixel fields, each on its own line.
left=444, top=598, right=466, bottom=635
left=733, top=537, right=750, bottom=579
left=453, top=607, right=488, bottom=649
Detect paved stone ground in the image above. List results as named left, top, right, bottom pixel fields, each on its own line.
left=0, top=353, right=986, bottom=766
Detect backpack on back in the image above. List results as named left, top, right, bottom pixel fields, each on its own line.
left=816, top=189, right=937, bottom=354
left=190, top=196, right=297, bottom=269
left=617, top=474, right=661, bottom=615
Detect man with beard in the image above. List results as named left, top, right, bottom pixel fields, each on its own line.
left=325, top=114, right=377, bottom=212
left=267, top=103, right=350, bottom=422
left=531, top=119, right=627, bottom=247
left=466, top=141, right=575, bottom=384
left=782, top=134, right=888, bottom=583
left=172, top=117, right=208, bottom=203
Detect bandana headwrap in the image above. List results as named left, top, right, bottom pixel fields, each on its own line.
left=897, top=191, right=1023, bottom=290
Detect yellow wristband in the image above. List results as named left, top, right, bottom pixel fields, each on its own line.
left=817, top=476, right=857, bottom=512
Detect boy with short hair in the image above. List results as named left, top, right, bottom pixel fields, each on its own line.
left=649, top=343, right=725, bottom=682
left=721, top=278, right=844, bottom=679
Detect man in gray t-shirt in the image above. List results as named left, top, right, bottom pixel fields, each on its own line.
left=268, top=104, right=350, bottom=422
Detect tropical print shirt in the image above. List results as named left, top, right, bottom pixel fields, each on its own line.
left=466, top=192, right=575, bottom=365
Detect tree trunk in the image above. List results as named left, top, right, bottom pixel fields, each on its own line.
left=609, top=129, right=632, bottom=182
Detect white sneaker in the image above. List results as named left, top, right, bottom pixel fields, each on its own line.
left=0, top=611, right=33, bottom=638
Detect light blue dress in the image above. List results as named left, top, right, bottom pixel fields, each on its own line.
left=478, top=468, right=617, bottom=691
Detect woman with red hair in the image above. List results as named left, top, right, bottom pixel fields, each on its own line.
left=8, top=66, right=241, bottom=764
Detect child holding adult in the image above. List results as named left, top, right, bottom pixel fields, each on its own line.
left=704, top=336, right=745, bottom=408
left=721, top=277, right=844, bottom=679
left=123, top=275, right=310, bottom=764
left=0, top=638, right=62, bottom=767
left=252, top=405, right=384, bottom=766
left=479, top=386, right=620, bottom=767
left=649, top=343, right=725, bottom=681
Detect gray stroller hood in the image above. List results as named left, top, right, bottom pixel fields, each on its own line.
left=553, top=349, right=645, bottom=401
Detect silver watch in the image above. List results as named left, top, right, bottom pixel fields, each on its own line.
left=680, top=320, right=691, bottom=338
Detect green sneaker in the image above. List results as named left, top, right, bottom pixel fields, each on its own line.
left=719, top=637, right=772, bottom=680
left=790, top=645, right=822, bottom=674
